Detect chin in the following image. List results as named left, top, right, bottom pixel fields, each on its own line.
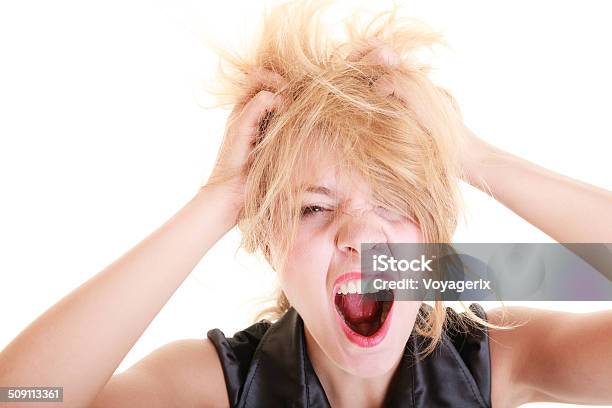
left=328, top=299, right=420, bottom=378
left=335, top=344, right=403, bottom=378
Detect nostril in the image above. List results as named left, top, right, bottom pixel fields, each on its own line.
left=339, top=245, right=359, bottom=257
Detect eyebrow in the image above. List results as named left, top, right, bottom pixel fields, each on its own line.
left=304, top=185, right=333, bottom=196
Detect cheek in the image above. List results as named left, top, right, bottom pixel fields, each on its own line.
left=278, top=224, right=333, bottom=309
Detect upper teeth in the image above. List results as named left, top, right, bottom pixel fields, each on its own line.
left=337, top=279, right=379, bottom=295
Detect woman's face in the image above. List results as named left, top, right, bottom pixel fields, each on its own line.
left=274, top=156, right=423, bottom=378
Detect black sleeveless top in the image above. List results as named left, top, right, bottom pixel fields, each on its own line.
left=207, top=303, right=491, bottom=407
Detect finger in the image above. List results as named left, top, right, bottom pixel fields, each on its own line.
left=363, top=45, right=400, bottom=68
left=371, top=74, right=396, bottom=98
left=231, top=67, right=288, bottom=119
left=346, top=37, right=386, bottom=61
left=347, top=38, right=399, bottom=68
left=371, top=73, right=409, bottom=107
left=235, top=90, right=284, bottom=138
left=246, top=67, right=288, bottom=93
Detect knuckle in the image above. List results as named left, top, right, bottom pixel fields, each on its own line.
left=254, top=89, right=275, bottom=100
left=250, top=90, right=278, bottom=109
left=374, top=46, right=399, bottom=67
left=246, top=67, right=288, bottom=93
left=372, top=74, right=394, bottom=95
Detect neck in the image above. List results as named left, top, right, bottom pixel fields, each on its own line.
left=303, top=325, right=402, bottom=408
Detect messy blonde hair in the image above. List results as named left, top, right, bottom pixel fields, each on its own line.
left=204, top=0, right=504, bottom=356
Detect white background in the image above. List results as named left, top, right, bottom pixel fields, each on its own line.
left=1, top=1, right=611, bottom=407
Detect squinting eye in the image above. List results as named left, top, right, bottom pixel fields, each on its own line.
left=300, top=205, right=330, bottom=218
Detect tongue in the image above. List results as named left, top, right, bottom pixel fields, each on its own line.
left=338, top=293, right=379, bottom=324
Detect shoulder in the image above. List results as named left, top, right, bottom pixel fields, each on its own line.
left=487, top=306, right=596, bottom=407
left=92, top=338, right=229, bottom=407
left=485, top=306, right=562, bottom=408
left=152, top=338, right=230, bottom=407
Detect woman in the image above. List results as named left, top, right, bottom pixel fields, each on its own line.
left=1, top=1, right=611, bottom=407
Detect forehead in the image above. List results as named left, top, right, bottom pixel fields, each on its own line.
left=295, top=150, right=372, bottom=199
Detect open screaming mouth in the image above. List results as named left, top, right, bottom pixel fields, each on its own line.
left=334, top=286, right=394, bottom=337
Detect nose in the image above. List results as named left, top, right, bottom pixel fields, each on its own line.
left=335, top=209, right=386, bottom=257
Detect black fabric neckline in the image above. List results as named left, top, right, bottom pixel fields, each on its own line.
left=233, top=305, right=491, bottom=408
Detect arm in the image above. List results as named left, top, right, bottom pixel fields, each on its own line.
left=462, top=128, right=612, bottom=243
left=463, top=123, right=612, bottom=405
left=488, top=306, right=612, bottom=407
left=0, top=68, right=286, bottom=407
left=0, top=184, right=236, bottom=407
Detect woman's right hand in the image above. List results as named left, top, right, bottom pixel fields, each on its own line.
left=204, top=67, right=287, bottom=221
